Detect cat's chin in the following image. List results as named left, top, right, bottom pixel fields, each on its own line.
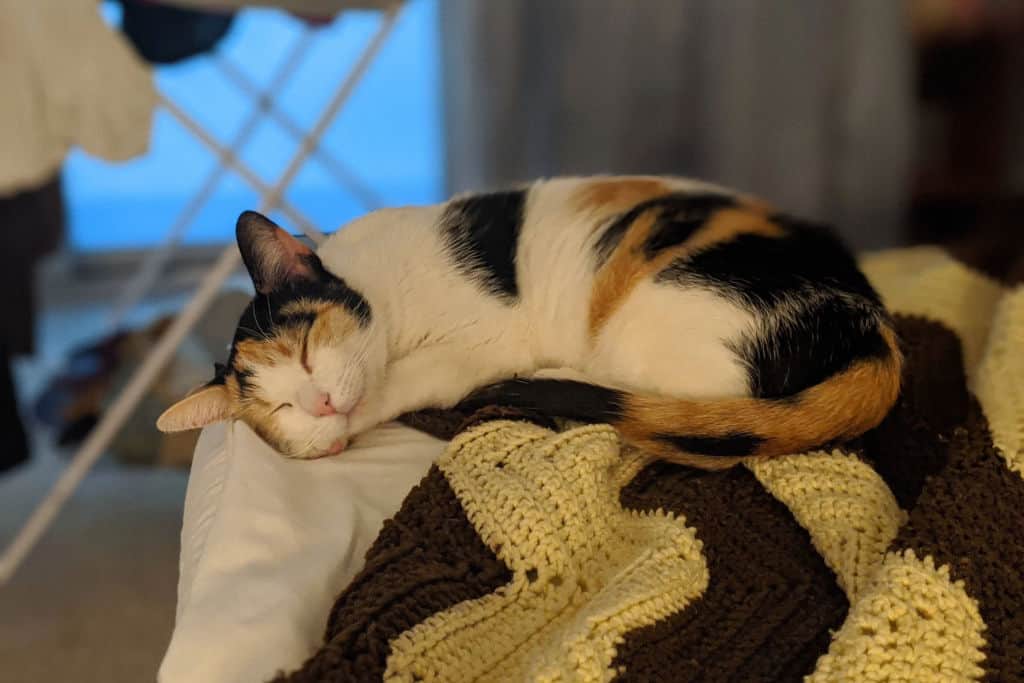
left=286, top=438, right=348, bottom=460
left=325, top=438, right=348, bottom=455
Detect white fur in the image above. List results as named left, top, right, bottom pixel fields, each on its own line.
left=586, top=280, right=753, bottom=397
left=252, top=360, right=352, bottom=457
left=247, top=176, right=755, bottom=457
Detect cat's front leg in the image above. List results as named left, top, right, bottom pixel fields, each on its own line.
left=347, top=343, right=524, bottom=436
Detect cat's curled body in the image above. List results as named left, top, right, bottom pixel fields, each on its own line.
left=158, top=176, right=902, bottom=469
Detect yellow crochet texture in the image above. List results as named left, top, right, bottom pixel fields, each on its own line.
left=749, top=449, right=988, bottom=681
left=973, top=287, right=1024, bottom=476
left=860, top=247, right=1002, bottom=380
left=383, top=422, right=708, bottom=683
left=748, top=451, right=904, bottom=602
left=862, top=246, right=1023, bottom=475
left=808, top=550, right=986, bottom=683
left=378, top=248, right=1014, bottom=682
left=796, top=248, right=1008, bottom=681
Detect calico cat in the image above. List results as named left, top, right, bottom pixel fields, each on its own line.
left=157, top=176, right=902, bottom=469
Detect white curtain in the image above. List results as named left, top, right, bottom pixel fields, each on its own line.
left=441, top=0, right=914, bottom=250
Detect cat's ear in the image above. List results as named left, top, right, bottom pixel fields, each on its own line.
left=156, top=384, right=231, bottom=432
left=236, top=211, right=321, bottom=294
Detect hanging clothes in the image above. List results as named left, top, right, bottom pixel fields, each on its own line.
left=0, top=172, right=65, bottom=473
left=0, top=0, right=156, bottom=197
left=116, top=1, right=236, bottom=65
left=0, top=341, right=29, bottom=473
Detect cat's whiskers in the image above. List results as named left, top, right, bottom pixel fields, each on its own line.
left=251, top=301, right=270, bottom=340
left=237, top=326, right=267, bottom=340
left=338, top=337, right=373, bottom=388
left=294, top=423, right=330, bottom=458
left=347, top=329, right=375, bottom=363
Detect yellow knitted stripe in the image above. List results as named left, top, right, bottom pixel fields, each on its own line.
left=856, top=245, right=952, bottom=282
left=808, top=549, right=986, bottom=682
left=860, top=248, right=1003, bottom=379
left=384, top=421, right=708, bottom=683
left=555, top=419, right=655, bottom=491
left=748, top=450, right=905, bottom=602
left=862, top=248, right=1023, bottom=475
left=972, top=286, right=1024, bottom=476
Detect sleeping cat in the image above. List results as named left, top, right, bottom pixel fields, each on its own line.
left=157, top=175, right=902, bottom=469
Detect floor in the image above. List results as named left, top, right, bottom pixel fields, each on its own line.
left=0, top=301, right=190, bottom=683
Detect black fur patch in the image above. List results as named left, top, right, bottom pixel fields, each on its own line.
left=225, top=267, right=371, bottom=386
left=593, top=215, right=632, bottom=265
left=233, top=368, right=254, bottom=396
left=232, top=273, right=370, bottom=348
left=223, top=217, right=373, bottom=390
left=641, top=195, right=736, bottom=259
left=277, top=310, right=317, bottom=329
left=210, top=362, right=228, bottom=385
left=656, top=216, right=889, bottom=398
left=739, top=300, right=890, bottom=398
left=232, top=294, right=278, bottom=343
left=441, top=190, right=526, bottom=301
left=459, top=378, right=626, bottom=423
left=655, top=432, right=764, bottom=457
left=234, top=211, right=371, bottom=323
left=656, top=218, right=882, bottom=309
left=304, top=258, right=373, bottom=326
left=593, top=193, right=736, bottom=266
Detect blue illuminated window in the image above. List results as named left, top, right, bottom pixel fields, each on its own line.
left=65, top=0, right=441, bottom=251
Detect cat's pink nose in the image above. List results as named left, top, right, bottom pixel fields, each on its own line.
left=311, top=391, right=337, bottom=417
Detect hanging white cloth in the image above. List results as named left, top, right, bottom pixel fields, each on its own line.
left=0, top=0, right=156, bottom=196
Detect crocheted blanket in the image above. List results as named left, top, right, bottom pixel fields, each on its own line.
left=273, top=247, right=1024, bottom=683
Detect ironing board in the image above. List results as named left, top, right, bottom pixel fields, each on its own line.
left=0, top=0, right=405, bottom=584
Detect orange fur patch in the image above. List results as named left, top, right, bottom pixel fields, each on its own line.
left=309, top=306, right=359, bottom=350
left=229, top=328, right=306, bottom=424
left=234, top=397, right=286, bottom=449
left=233, top=337, right=296, bottom=367
left=228, top=303, right=361, bottom=420
left=588, top=203, right=786, bottom=337
left=682, top=207, right=783, bottom=253
left=573, top=177, right=672, bottom=216
left=616, top=323, right=903, bottom=469
left=278, top=299, right=334, bottom=317
left=588, top=207, right=662, bottom=335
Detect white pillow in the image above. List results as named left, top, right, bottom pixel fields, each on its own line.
left=158, top=420, right=446, bottom=683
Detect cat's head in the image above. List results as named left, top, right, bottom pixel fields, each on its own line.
left=156, top=211, right=379, bottom=458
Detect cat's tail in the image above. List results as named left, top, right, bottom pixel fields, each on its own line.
left=459, top=330, right=902, bottom=470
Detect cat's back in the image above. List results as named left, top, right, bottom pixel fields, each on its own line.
left=512, top=175, right=749, bottom=298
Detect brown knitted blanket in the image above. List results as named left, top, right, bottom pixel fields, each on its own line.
left=271, top=247, right=1024, bottom=682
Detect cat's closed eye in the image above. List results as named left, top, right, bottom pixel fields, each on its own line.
left=271, top=403, right=293, bottom=414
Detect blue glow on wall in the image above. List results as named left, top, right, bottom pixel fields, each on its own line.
left=65, top=0, right=442, bottom=251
